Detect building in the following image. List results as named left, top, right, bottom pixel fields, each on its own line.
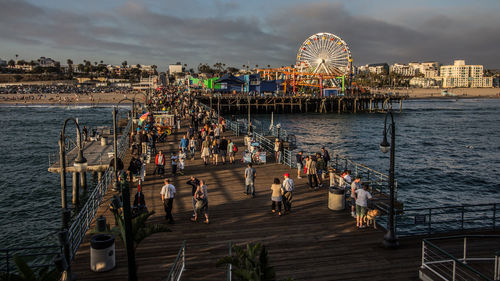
left=440, top=60, right=492, bottom=88
left=37, top=57, right=58, bottom=67
left=409, top=77, right=441, bottom=88
left=0, top=59, right=6, bottom=67
left=390, top=63, right=416, bottom=76
left=169, top=64, right=183, bottom=74
left=358, top=63, right=389, bottom=75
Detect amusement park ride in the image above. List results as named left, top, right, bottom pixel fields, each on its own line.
left=258, top=32, right=362, bottom=95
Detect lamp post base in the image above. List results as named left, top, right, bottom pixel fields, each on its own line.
left=383, top=230, right=399, bottom=249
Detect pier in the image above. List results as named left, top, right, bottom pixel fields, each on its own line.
left=64, top=113, right=498, bottom=281
left=198, top=93, right=407, bottom=115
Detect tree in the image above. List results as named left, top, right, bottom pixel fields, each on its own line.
left=122, top=61, right=128, bottom=68
left=0, top=254, right=60, bottom=281
left=136, top=64, right=141, bottom=69
left=67, top=59, right=73, bottom=73
left=216, top=243, right=278, bottom=281
left=8, top=59, right=15, bottom=67
left=77, top=63, right=84, bottom=73
left=109, top=210, right=170, bottom=251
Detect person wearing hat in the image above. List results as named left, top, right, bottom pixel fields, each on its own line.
left=282, top=173, right=294, bottom=213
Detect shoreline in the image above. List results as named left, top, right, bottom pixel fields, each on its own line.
left=0, top=89, right=499, bottom=106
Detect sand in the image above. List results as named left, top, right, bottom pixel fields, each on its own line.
left=0, top=88, right=499, bottom=105
left=0, top=92, right=142, bottom=105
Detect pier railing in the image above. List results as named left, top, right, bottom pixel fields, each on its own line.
left=66, top=117, right=132, bottom=261
left=383, top=202, right=500, bottom=237
left=165, top=241, right=186, bottom=281
left=0, top=245, right=62, bottom=275
left=421, top=235, right=500, bottom=281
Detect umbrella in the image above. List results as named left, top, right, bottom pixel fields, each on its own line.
left=139, top=112, right=150, bottom=125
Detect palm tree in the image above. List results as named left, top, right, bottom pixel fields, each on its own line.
left=217, top=243, right=276, bottom=281
left=109, top=209, right=170, bottom=251
left=0, top=255, right=59, bottom=281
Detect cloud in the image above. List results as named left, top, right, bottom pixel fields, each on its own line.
left=0, top=0, right=499, bottom=69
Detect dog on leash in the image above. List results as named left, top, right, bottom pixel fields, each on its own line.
left=363, top=209, right=381, bottom=229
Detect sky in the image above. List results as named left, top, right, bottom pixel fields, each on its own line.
left=1, top=0, right=499, bottom=71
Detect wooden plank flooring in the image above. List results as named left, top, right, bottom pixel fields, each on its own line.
left=70, top=122, right=498, bottom=281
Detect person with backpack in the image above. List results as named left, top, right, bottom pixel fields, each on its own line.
left=228, top=139, right=237, bottom=164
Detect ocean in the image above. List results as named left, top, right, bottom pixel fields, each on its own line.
left=0, top=99, right=499, bottom=249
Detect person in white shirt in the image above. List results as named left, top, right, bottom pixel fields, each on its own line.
left=160, top=178, right=176, bottom=224
left=178, top=149, right=186, bottom=175
left=281, top=173, right=294, bottom=213
left=355, top=183, right=372, bottom=228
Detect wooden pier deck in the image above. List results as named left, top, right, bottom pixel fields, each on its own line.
left=70, top=123, right=496, bottom=281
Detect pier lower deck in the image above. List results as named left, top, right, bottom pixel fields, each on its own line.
left=70, top=124, right=497, bottom=281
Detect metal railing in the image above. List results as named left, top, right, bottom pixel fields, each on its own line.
left=391, top=203, right=499, bottom=237
left=166, top=241, right=186, bottom=281
left=421, top=235, right=500, bottom=281
left=0, top=245, right=62, bottom=275
left=66, top=117, right=132, bottom=261
left=226, top=241, right=232, bottom=281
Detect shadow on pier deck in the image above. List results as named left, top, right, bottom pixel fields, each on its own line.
left=69, top=123, right=496, bottom=281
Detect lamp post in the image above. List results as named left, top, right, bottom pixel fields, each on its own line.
left=380, top=109, right=399, bottom=248
left=58, top=118, right=87, bottom=280
left=113, top=98, right=137, bottom=281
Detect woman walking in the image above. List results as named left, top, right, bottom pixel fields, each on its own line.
left=271, top=178, right=283, bottom=216
left=191, top=180, right=209, bottom=224
left=201, top=137, right=210, bottom=165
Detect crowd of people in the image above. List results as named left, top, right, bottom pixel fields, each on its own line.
left=118, top=85, right=374, bottom=229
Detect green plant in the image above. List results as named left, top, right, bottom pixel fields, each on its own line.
left=0, top=255, right=59, bottom=281
left=110, top=210, right=171, bottom=250
left=216, top=243, right=276, bottom=281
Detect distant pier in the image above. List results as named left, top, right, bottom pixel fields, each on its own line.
left=199, top=93, right=407, bottom=114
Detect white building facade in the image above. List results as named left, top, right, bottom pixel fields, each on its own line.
left=440, top=60, right=492, bottom=88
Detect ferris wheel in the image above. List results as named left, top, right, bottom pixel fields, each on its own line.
left=296, top=32, right=352, bottom=77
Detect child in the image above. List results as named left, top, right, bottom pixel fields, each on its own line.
left=270, top=178, right=283, bottom=216
left=171, top=152, right=178, bottom=176
left=178, top=149, right=186, bottom=175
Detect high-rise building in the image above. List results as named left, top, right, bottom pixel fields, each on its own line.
left=440, top=60, right=492, bottom=88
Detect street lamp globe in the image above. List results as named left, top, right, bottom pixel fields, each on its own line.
left=73, top=152, right=88, bottom=173
left=379, top=137, right=390, bottom=154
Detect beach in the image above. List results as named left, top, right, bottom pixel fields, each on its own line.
left=1, top=88, right=499, bottom=105
left=0, top=92, right=140, bottom=105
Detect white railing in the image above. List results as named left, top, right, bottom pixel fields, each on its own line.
left=421, top=235, right=500, bottom=281
left=166, top=241, right=186, bottom=281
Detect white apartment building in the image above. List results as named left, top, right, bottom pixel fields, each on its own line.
left=440, top=60, right=492, bottom=88
left=169, top=64, right=183, bottom=74
left=390, top=63, right=416, bottom=76
left=409, top=77, right=441, bottom=88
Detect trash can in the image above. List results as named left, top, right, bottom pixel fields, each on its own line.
left=90, top=234, right=115, bottom=272
left=328, top=187, right=345, bottom=211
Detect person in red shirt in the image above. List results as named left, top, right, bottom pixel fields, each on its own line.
left=154, top=150, right=165, bottom=176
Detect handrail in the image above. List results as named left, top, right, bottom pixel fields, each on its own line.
left=66, top=117, right=132, bottom=261
left=379, top=202, right=500, bottom=237
left=166, top=241, right=186, bottom=281
left=421, top=235, right=499, bottom=281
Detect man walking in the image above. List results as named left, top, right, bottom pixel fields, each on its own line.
left=244, top=163, right=257, bottom=197
left=186, top=176, right=200, bottom=217
left=160, top=178, right=176, bottom=224
left=282, top=173, right=294, bottom=213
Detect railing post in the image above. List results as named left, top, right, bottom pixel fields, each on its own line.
left=463, top=237, right=467, bottom=264
left=182, top=242, right=186, bottom=272
left=494, top=251, right=500, bottom=281
left=228, top=241, right=232, bottom=281
left=452, top=260, right=456, bottom=281
left=421, top=241, right=425, bottom=269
